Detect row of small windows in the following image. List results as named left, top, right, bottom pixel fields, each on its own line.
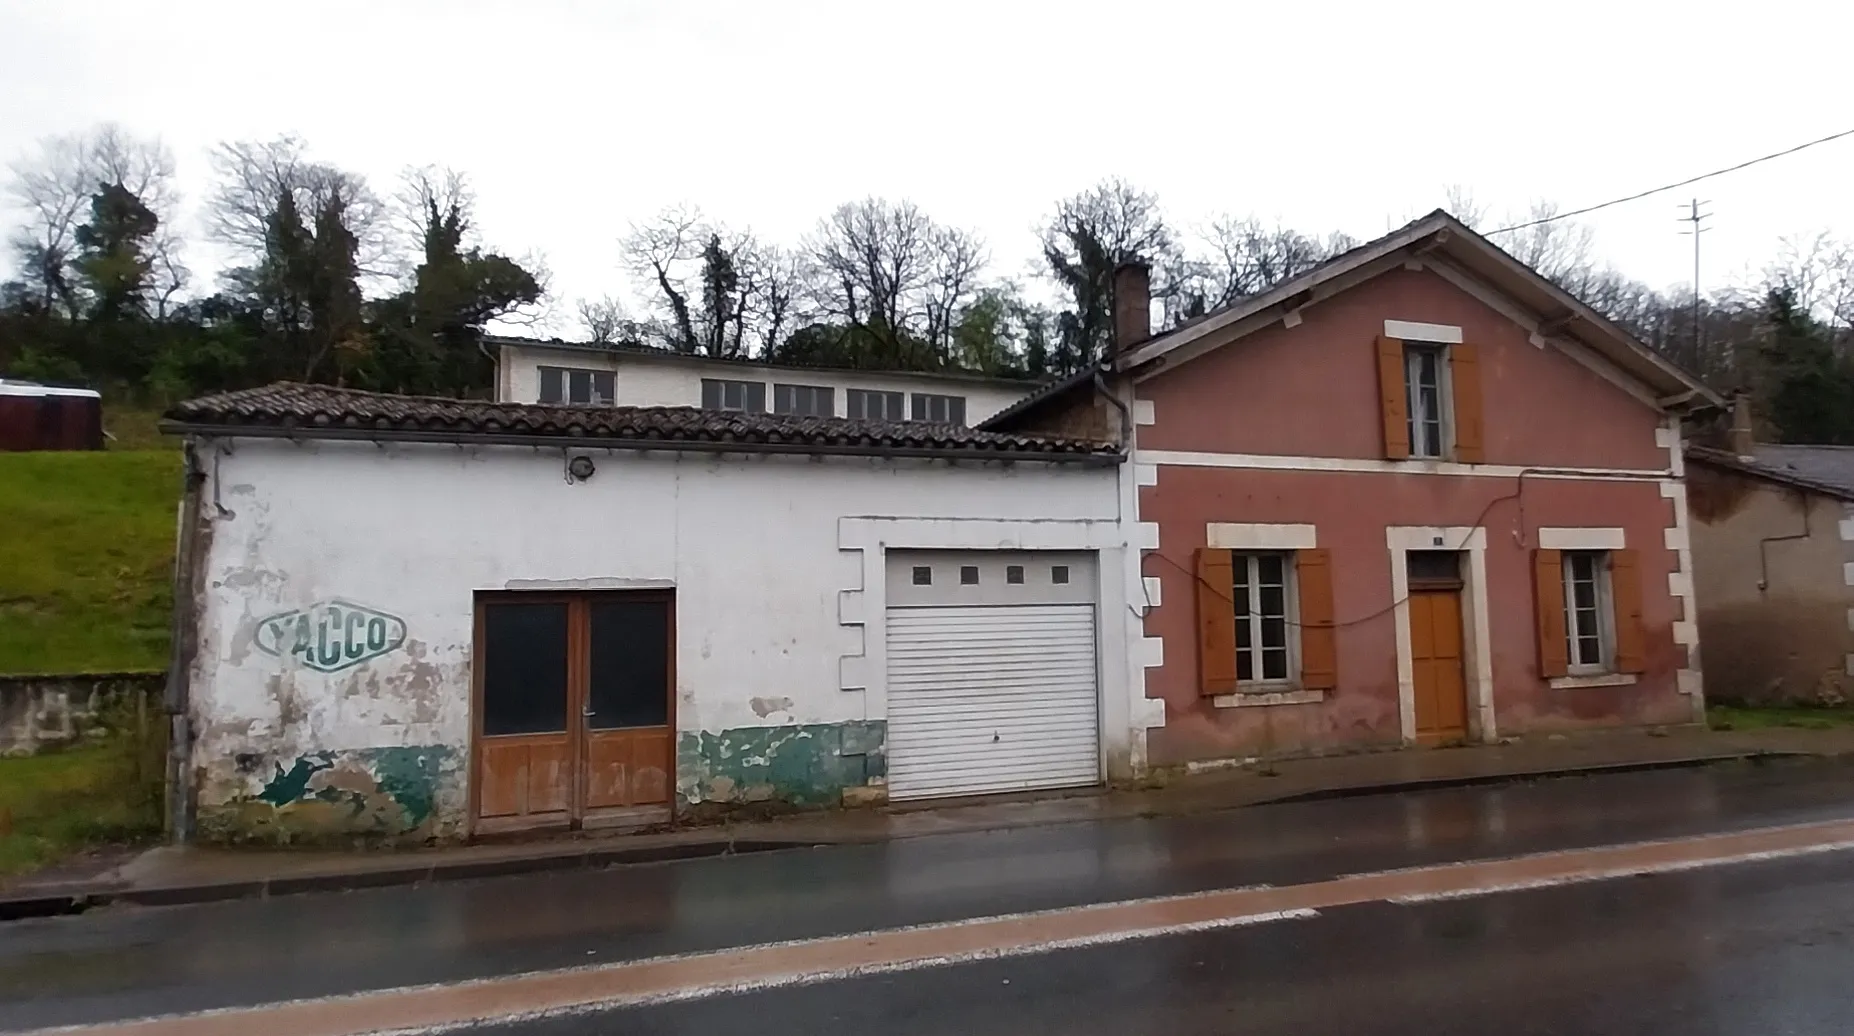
left=911, top=564, right=1070, bottom=586
left=537, top=368, right=970, bottom=424
left=705, top=379, right=967, bottom=424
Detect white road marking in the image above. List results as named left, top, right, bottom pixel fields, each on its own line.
left=1386, top=837, right=1854, bottom=904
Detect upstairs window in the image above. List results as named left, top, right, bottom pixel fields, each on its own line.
left=846, top=389, right=905, bottom=422
left=701, top=378, right=766, bottom=413
left=1403, top=342, right=1449, bottom=459
left=1377, top=333, right=1483, bottom=463
left=539, top=367, right=615, bottom=405
left=773, top=383, right=835, bottom=417
left=910, top=392, right=966, bottom=425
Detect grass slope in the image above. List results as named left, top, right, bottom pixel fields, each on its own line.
left=0, top=739, right=164, bottom=877
left=0, top=450, right=180, bottom=674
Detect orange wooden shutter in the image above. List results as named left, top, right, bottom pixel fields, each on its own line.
left=1610, top=549, right=1647, bottom=674
left=1297, top=548, right=1337, bottom=690
left=1450, top=342, right=1485, bottom=463
left=1377, top=336, right=1409, bottom=460
left=1533, top=549, right=1569, bottom=678
left=1196, top=548, right=1237, bottom=697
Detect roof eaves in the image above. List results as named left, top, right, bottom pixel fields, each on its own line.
left=974, top=363, right=1105, bottom=432
left=1435, top=226, right=1724, bottom=408
left=1117, top=213, right=1452, bottom=370
left=161, top=383, right=1120, bottom=465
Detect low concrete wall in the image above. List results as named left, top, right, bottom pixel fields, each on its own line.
left=0, top=672, right=165, bottom=755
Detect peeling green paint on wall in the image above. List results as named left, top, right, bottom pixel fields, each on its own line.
left=204, top=745, right=461, bottom=845
left=677, top=721, right=885, bottom=807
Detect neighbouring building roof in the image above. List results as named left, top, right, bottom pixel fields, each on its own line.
left=487, top=335, right=1047, bottom=389
left=1687, top=444, right=1854, bottom=503
left=0, top=378, right=101, bottom=399
left=162, top=383, right=1119, bottom=463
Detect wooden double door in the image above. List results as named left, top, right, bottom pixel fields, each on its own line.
left=472, top=591, right=674, bottom=834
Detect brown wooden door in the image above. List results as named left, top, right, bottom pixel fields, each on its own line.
left=1410, top=589, right=1469, bottom=744
left=582, top=595, right=674, bottom=825
left=473, top=592, right=674, bottom=835
left=475, top=599, right=576, bottom=832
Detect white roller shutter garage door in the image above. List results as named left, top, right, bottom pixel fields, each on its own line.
left=885, top=551, right=1101, bottom=801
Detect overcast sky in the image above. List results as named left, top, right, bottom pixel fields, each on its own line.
left=4, top=0, right=1852, bottom=332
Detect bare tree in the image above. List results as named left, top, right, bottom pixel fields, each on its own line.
left=1178, top=217, right=1349, bottom=316
left=1441, top=184, right=1490, bottom=230
left=920, top=225, right=987, bottom=363
left=620, top=205, right=704, bottom=351
left=801, top=197, right=985, bottom=367
left=746, top=245, right=803, bottom=355
left=5, top=124, right=184, bottom=316
left=1038, top=178, right=1179, bottom=370
left=208, top=137, right=389, bottom=280
left=577, top=295, right=630, bottom=343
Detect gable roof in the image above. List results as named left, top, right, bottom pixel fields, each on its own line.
left=1687, top=444, right=1854, bottom=502
left=981, top=210, right=1723, bottom=432
left=1122, top=211, right=1720, bottom=403
left=162, top=383, right=1119, bottom=464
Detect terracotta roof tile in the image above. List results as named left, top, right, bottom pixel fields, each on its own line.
left=164, top=383, right=1118, bottom=461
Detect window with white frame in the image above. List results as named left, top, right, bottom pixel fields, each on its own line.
left=910, top=392, right=966, bottom=425
left=1231, top=552, right=1296, bottom=682
left=538, top=366, right=616, bottom=405
left=1562, top=550, right=1615, bottom=671
left=701, top=378, right=766, bottom=413
left=1403, top=342, right=1450, bottom=458
left=773, top=383, right=835, bottom=417
left=846, top=388, right=905, bottom=421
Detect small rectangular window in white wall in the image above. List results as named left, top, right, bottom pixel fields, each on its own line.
left=910, top=393, right=966, bottom=425
left=539, top=367, right=616, bottom=405
left=702, top=378, right=766, bottom=413
left=847, top=388, right=906, bottom=421
left=774, top=383, right=835, bottom=417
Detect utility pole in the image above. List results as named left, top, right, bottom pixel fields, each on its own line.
left=1679, top=199, right=1711, bottom=361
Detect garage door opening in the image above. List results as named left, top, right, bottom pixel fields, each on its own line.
left=884, top=551, right=1101, bottom=801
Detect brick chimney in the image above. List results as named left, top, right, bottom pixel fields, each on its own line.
left=1111, top=261, right=1152, bottom=357
left=1731, top=393, right=1756, bottom=458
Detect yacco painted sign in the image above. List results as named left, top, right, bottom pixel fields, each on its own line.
left=255, top=599, right=408, bottom=673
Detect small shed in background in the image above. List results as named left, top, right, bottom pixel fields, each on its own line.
left=0, top=380, right=104, bottom=451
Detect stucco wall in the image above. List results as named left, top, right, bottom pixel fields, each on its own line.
left=1688, top=462, right=1854, bottom=704
left=1131, top=265, right=1693, bottom=764
left=183, top=439, right=1126, bottom=843
left=1136, top=266, right=1668, bottom=471
left=497, top=344, right=1035, bottom=424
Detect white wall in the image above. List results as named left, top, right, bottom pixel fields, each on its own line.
left=499, top=343, right=1035, bottom=424
left=187, top=438, right=1128, bottom=838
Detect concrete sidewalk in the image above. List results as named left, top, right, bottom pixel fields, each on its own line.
left=5, top=724, right=1850, bottom=919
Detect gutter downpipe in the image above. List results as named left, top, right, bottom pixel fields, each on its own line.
left=163, top=438, right=208, bottom=843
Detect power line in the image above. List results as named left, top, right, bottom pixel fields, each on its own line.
left=1487, top=127, right=1854, bottom=235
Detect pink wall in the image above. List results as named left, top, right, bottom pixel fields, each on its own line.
left=1134, top=267, right=1689, bottom=765
left=1138, top=266, right=1668, bottom=472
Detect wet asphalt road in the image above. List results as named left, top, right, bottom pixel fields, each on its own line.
left=500, top=852, right=1854, bottom=1036
left=3, top=759, right=1854, bottom=1031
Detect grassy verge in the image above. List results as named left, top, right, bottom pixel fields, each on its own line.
left=101, top=404, right=180, bottom=451
left=0, top=716, right=164, bottom=877
left=0, top=450, right=180, bottom=674
left=1708, top=704, right=1854, bottom=732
